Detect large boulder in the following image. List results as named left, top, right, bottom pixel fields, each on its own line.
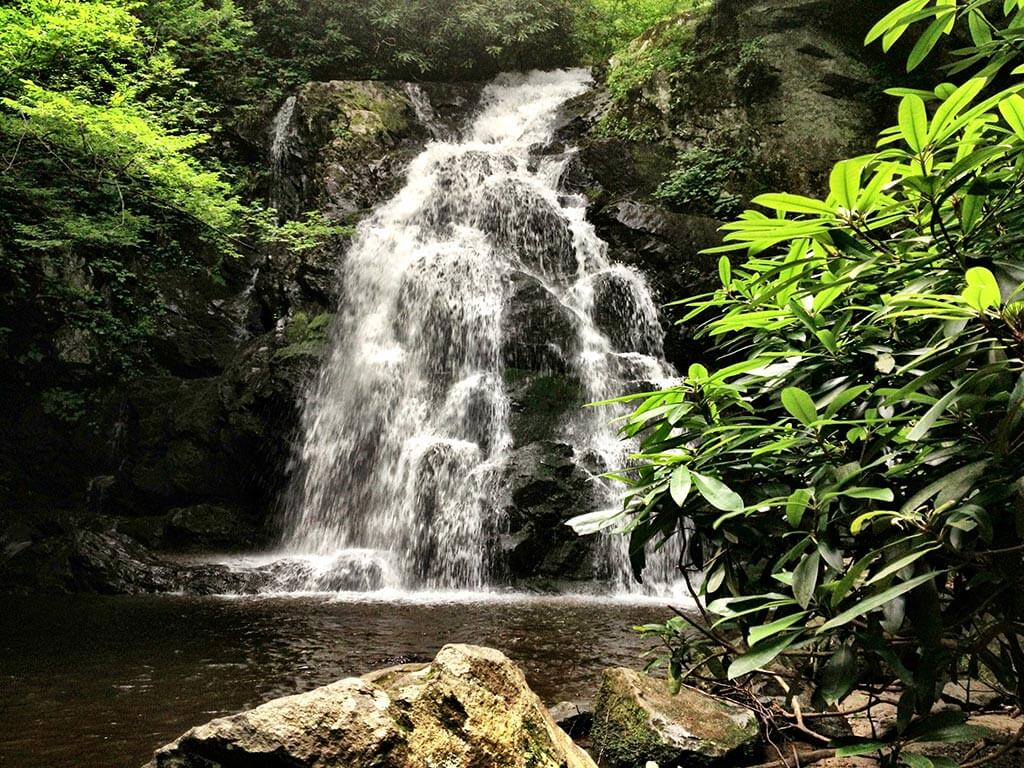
left=145, top=644, right=597, bottom=768
left=591, top=668, right=760, bottom=768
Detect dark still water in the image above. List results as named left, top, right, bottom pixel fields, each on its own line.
left=0, top=593, right=670, bottom=768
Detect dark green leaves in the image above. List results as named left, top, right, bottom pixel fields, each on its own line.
left=692, top=472, right=744, bottom=513
left=793, top=550, right=820, bottom=608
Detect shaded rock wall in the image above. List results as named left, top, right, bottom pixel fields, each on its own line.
left=560, top=0, right=899, bottom=368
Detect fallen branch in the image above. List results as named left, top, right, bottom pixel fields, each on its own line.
left=961, top=721, right=1024, bottom=768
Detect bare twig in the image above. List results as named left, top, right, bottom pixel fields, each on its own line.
left=743, top=748, right=835, bottom=768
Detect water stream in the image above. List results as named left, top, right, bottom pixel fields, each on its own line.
left=280, top=70, right=683, bottom=595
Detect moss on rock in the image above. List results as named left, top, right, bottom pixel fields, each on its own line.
left=591, top=667, right=760, bottom=768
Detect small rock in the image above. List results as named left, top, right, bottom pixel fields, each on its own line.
left=591, top=668, right=760, bottom=768
left=941, top=679, right=1003, bottom=710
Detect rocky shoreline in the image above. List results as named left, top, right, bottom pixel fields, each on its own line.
left=141, top=643, right=1021, bottom=768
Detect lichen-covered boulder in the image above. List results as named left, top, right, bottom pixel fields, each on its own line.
left=145, top=644, right=597, bottom=768
left=591, top=667, right=760, bottom=768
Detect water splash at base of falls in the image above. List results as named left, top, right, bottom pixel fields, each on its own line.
left=281, top=70, right=685, bottom=596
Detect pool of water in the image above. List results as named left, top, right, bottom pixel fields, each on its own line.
left=0, top=592, right=675, bottom=768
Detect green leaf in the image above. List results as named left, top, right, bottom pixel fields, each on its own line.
left=727, top=634, right=795, bottom=679
left=829, top=159, right=864, bottom=210
left=838, top=487, right=895, bottom=501
left=692, top=472, right=744, bottom=513
left=865, top=0, right=929, bottom=44
left=907, top=12, right=954, bottom=71
left=962, top=266, right=1002, bottom=311
left=899, top=94, right=929, bottom=151
left=782, top=387, right=818, bottom=426
left=748, top=612, right=808, bottom=646
left=753, top=192, right=835, bottom=215
left=821, top=644, right=857, bottom=704
left=866, top=545, right=940, bottom=586
left=833, top=739, right=888, bottom=758
left=818, top=572, right=940, bottom=633
left=786, top=488, right=813, bottom=528
left=901, top=754, right=934, bottom=768
left=718, top=255, right=732, bottom=286
left=998, top=93, right=1024, bottom=139
left=793, top=550, right=821, bottom=609
left=669, top=465, right=692, bottom=507
left=968, top=10, right=993, bottom=46
left=907, top=386, right=960, bottom=442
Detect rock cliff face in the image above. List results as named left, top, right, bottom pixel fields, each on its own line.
left=558, top=0, right=899, bottom=367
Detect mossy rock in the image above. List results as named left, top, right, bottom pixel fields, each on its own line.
left=591, top=668, right=760, bottom=768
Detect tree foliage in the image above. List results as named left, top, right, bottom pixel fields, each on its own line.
left=0, top=0, right=251, bottom=376
left=581, top=1, right=1024, bottom=763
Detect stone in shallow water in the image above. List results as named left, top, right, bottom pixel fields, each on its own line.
left=591, top=667, right=760, bottom=768
left=145, top=644, right=597, bottom=768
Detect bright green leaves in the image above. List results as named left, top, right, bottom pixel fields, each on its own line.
left=829, top=158, right=865, bottom=211
left=782, top=387, right=818, bottom=426
left=961, top=267, right=1001, bottom=311
left=751, top=193, right=835, bottom=215
left=669, top=465, right=692, bottom=506
left=603, top=0, right=1024, bottom=734
left=899, top=94, right=930, bottom=152
left=998, top=93, right=1024, bottom=139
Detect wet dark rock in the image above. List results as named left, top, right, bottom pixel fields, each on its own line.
left=164, top=504, right=262, bottom=550
left=0, top=523, right=387, bottom=595
left=479, top=180, right=578, bottom=280
left=504, top=369, right=584, bottom=447
left=499, top=441, right=600, bottom=581
left=501, top=272, right=579, bottom=373
left=590, top=269, right=663, bottom=356
left=550, top=701, right=594, bottom=739
left=257, top=554, right=385, bottom=593
left=417, top=82, right=487, bottom=136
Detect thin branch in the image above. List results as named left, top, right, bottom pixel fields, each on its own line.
left=743, top=748, right=835, bottom=768
left=961, top=722, right=1024, bottom=768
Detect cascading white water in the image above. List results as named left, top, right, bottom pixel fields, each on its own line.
left=269, top=95, right=299, bottom=217
left=283, top=70, right=684, bottom=594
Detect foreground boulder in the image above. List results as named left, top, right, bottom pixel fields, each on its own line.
left=146, top=644, right=596, bottom=768
left=591, top=668, right=760, bottom=768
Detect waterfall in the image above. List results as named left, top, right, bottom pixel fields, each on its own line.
left=282, top=70, right=683, bottom=594
left=401, top=84, right=446, bottom=140
left=269, top=95, right=299, bottom=218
